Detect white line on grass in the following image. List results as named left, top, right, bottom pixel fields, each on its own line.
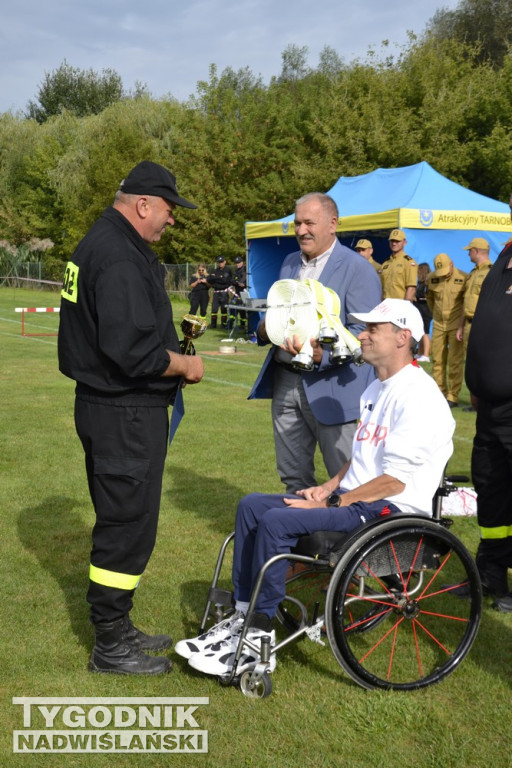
left=0, top=331, right=252, bottom=386
left=0, top=315, right=59, bottom=333
left=203, top=356, right=262, bottom=369
left=0, top=330, right=57, bottom=345
left=202, top=376, right=250, bottom=388
left=0, top=315, right=27, bottom=326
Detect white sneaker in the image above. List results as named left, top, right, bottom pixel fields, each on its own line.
left=416, top=355, right=430, bottom=362
left=174, top=610, right=245, bottom=660
left=188, top=628, right=276, bottom=677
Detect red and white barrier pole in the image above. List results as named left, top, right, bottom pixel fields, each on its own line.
left=14, top=307, right=60, bottom=337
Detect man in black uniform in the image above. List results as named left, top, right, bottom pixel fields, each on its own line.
left=208, top=256, right=232, bottom=328
left=58, top=161, right=204, bottom=673
left=465, top=225, right=512, bottom=611
left=228, top=255, right=248, bottom=332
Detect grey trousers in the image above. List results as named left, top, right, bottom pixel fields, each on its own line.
left=271, top=366, right=356, bottom=493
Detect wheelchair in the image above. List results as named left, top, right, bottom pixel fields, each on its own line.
left=197, top=475, right=482, bottom=699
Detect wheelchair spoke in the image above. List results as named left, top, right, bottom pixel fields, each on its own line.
left=417, top=549, right=453, bottom=600
left=412, top=620, right=423, bottom=679
left=357, top=563, right=400, bottom=595
left=387, top=622, right=401, bottom=681
left=357, top=617, right=404, bottom=663
left=418, top=609, right=469, bottom=623
left=388, top=537, right=423, bottom=596
left=345, top=605, right=394, bottom=633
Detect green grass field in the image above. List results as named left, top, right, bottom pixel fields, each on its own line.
left=0, top=286, right=510, bottom=768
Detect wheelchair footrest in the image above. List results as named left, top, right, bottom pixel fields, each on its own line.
left=207, top=587, right=234, bottom=607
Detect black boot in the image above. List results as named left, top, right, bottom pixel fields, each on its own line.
left=123, top=615, right=172, bottom=652
left=451, top=551, right=509, bottom=599
left=493, top=593, right=512, bottom=612
left=210, top=315, right=217, bottom=329
left=89, top=619, right=171, bottom=675
left=475, top=551, right=509, bottom=597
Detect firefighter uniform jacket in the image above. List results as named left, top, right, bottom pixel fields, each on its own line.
left=380, top=250, right=418, bottom=299
left=58, top=206, right=181, bottom=405
left=232, top=265, right=247, bottom=295
left=426, top=267, right=467, bottom=330
left=208, top=265, right=233, bottom=292
left=462, top=260, right=493, bottom=321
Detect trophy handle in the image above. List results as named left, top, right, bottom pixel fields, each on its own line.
left=180, top=338, right=196, bottom=356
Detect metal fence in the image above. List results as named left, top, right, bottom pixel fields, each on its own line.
left=163, top=264, right=220, bottom=296
left=1, top=262, right=218, bottom=295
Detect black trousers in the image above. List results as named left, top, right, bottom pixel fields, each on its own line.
left=211, top=291, right=229, bottom=314
left=472, top=398, right=512, bottom=568
left=189, top=291, right=209, bottom=317
left=74, top=399, right=168, bottom=623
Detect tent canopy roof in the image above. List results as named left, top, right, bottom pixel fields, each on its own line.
left=245, top=162, right=511, bottom=239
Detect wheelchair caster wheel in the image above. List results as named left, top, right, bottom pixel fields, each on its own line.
left=239, top=670, right=272, bottom=699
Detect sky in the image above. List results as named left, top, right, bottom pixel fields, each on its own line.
left=1, top=0, right=461, bottom=115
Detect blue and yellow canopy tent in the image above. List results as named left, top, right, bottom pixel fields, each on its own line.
left=245, top=162, right=512, bottom=298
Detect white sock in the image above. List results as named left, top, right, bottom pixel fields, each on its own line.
left=235, top=601, right=249, bottom=614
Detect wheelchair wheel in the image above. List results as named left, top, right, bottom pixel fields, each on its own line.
left=325, top=517, right=482, bottom=690
left=276, top=562, right=332, bottom=633
left=239, top=670, right=273, bottom=699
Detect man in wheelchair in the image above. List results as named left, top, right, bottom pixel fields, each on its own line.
left=176, top=299, right=456, bottom=677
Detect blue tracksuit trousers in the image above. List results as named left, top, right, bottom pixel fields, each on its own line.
left=232, top=492, right=400, bottom=618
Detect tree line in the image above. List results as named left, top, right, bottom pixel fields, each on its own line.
left=1, top=0, right=512, bottom=280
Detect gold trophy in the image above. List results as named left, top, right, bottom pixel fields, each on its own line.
left=180, top=314, right=207, bottom=355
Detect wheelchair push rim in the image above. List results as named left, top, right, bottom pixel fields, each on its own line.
left=325, top=518, right=482, bottom=691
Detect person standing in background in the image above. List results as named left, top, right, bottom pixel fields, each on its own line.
left=413, top=262, right=432, bottom=362
left=228, top=255, right=248, bottom=332
left=188, top=263, right=210, bottom=320
left=426, top=253, right=466, bottom=408
left=380, top=229, right=418, bottom=301
left=209, top=256, right=233, bottom=329
left=354, top=238, right=381, bottom=274
left=456, top=237, right=492, bottom=352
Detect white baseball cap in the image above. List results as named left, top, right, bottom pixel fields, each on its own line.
left=349, top=299, right=424, bottom=342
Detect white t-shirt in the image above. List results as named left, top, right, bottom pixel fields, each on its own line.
left=340, top=362, right=455, bottom=515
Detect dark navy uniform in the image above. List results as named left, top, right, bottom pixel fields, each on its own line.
left=58, top=206, right=181, bottom=623
left=228, top=262, right=248, bottom=331
left=465, top=241, right=512, bottom=591
left=188, top=267, right=210, bottom=319
left=209, top=262, right=233, bottom=328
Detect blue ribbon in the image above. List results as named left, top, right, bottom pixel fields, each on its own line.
left=169, top=383, right=185, bottom=444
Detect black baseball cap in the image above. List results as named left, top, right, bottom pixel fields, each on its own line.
left=119, top=161, right=197, bottom=209
left=235, top=256, right=243, bottom=263
left=217, top=256, right=226, bottom=263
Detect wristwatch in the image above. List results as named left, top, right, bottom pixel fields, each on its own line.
left=326, top=492, right=342, bottom=507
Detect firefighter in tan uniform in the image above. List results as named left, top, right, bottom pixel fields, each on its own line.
left=354, top=238, right=382, bottom=275
left=426, top=253, right=466, bottom=408
left=456, top=237, right=493, bottom=352
left=380, top=229, right=418, bottom=300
